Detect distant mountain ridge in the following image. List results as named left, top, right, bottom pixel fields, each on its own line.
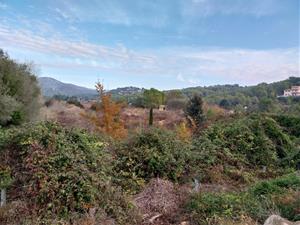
left=38, top=76, right=300, bottom=101
left=38, top=77, right=97, bottom=97
left=38, top=77, right=144, bottom=98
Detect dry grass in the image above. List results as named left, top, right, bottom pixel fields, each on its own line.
left=40, top=100, right=93, bottom=130
left=121, top=107, right=185, bottom=131
left=134, top=178, right=187, bottom=225
left=41, top=101, right=186, bottom=132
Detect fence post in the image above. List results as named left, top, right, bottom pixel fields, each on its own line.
left=193, top=178, right=200, bottom=192
left=1, top=188, right=6, bottom=207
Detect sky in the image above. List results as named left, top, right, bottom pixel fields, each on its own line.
left=0, top=0, right=299, bottom=90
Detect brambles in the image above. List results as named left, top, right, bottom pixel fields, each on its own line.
left=113, top=127, right=191, bottom=193
left=185, top=173, right=300, bottom=225
left=190, top=114, right=298, bottom=184
left=0, top=122, right=139, bottom=224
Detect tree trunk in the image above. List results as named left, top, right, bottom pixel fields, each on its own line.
left=1, top=189, right=6, bottom=207
left=149, top=107, right=153, bottom=126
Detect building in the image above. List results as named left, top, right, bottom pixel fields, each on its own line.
left=159, top=105, right=166, bottom=111
left=283, top=86, right=300, bottom=97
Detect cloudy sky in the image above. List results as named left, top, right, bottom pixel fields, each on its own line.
left=0, top=0, right=299, bottom=89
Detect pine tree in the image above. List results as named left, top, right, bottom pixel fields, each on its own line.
left=143, top=88, right=165, bottom=126
left=185, top=94, right=206, bottom=131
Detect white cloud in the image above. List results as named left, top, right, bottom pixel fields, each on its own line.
left=0, top=25, right=298, bottom=86
left=49, top=0, right=170, bottom=27
left=0, top=3, right=7, bottom=9
left=181, top=0, right=284, bottom=18
left=177, top=73, right=185, bottom=82
left=0, top=25, right=154, bottom=63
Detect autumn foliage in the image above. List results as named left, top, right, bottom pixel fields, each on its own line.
left=175, top=121, right=192, bottom=142
left=83, top=82, right=127, bottom=139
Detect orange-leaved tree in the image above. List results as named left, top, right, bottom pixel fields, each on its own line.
left=83, top=82, right=127, bottom=139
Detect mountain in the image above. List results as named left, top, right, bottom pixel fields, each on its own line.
left=38, top=77, right=97, bottom=97
left=38, top=77, right=144, bottom=98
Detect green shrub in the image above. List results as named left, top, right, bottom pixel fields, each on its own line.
left=272, top=114, right=300, bottom=137
left=250, top=173, right=300, bottom=196
left=190, top=114, right=297, bottom=184
left=113, top=127, right=191, bottom=193
left=185, top=173, right=300, bottom=225
left=0, top=122, right=139, bottom=224
left=261, top=116, right=293, bottom=158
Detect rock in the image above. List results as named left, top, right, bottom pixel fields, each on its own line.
left=264, top=215, right=300, bottom=225
left=180, top=222, right=189, bottom=225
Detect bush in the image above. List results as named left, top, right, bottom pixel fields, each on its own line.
left=113, top=127, right=191, bottom=193
left=166, top=98, right=187, bottom=110
left=67, top=97, right=84, bottom=108
left=250, top=173, right=300, bottom=196
left=188, top=114, right=300, bottom=185
left=185, top=173, right=300, bottom=225
left=272, top=114, right=300, bottom=137
left=0, top=122, right=139, bottom=224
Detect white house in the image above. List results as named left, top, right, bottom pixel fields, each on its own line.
left=283, top=86, right=300, bottom=97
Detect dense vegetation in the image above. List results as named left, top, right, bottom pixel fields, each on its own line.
left=186, top=173, right=300, bottom=225
left=1, top=113, right=299, bottom=224
left=0, top=50, right=41, bottom=126
left=181, top=76, right=300, bottom=113
left=113, top=127, right=191, bottom=193
left=111, top=76, right=300, bottom=116
left=0, top=122, right=139, bottom=224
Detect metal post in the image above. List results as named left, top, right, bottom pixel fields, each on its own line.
left=1, top=189, right=6, bottom=207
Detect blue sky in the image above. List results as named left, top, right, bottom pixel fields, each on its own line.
left=0, top=0, right=299, bottom=89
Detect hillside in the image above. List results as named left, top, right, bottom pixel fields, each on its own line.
left=38, top=77, right=97, bottom=97
left=38, top=77, right=145, bottom=98
left=181, top=76, right=300, bottom=101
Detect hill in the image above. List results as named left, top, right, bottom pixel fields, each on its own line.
left=38, top=77, right=97, bottom=97
left=109, top=86, right=144, bottom=96
left=178, top=76, right=300, bottom=111
left=38, top=77, right=144, bottom=98
left=38, top=76, right=300, bottom=113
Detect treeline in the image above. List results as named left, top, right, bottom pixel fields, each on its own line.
left=181, top=76, right=300, bottom=113
left=109, top=76, right=300, bottom=116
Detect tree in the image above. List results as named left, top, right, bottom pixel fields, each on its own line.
left=143, top=88, right=165, bottom=126
left=0, top=49, right=41, bottom=126
left=185, top=94, right=205, bottom=130
left=83, top=82, right=127, bottom=139
left=166, top=90, right=187, bottom=110
left=258, top=97, right=277, bottom=112
left=219, top=99, right=230, bottom=109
